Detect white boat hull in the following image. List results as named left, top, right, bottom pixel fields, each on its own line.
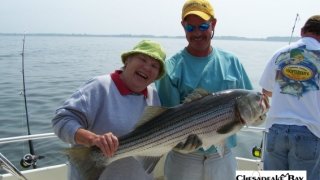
left=0, top=157, right=263, bottom=180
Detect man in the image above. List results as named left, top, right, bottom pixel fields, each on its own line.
left=259, top=15, right=320, bottom=180
left=156, top=0, right=253, bottom=179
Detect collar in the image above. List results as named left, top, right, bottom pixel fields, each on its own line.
left=111, top=70, right=148, bottom=98
left=301, top=37, right=320, bottom=50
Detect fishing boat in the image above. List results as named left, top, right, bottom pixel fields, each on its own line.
left=0, top=127, right=266, bottom=180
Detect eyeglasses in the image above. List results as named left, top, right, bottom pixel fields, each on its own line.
left=184, top=23, right=211, bottom=32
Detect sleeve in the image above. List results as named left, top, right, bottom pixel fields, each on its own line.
left=155, top=73, right=181, bottom=107
left=259, top=56, right=276, bottom=92
left=146, top=86, right=162, bottom=106
left=51, top=90, right=88, bottom=145
left=154, top=56, right=184, bottom=107
left=239, top=63, right=254, bottom=90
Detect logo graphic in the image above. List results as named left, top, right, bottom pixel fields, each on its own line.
left=236, top=170, right=306, bottom=180
left=274, top=46, right=320, bottom=98
left=282, top=65, right=313, bottom=81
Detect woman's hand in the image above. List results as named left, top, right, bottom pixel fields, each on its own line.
left=75, top=129, right=119, bottom=157
left=92, top=132, right=119, bottom=157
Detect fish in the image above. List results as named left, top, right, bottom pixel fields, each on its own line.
left=0, top=153, right=28, bottom=180
left=66, top=89, right=269, bottom=180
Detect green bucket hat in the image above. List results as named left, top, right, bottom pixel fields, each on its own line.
left=121, top=40, right=166, bottom=79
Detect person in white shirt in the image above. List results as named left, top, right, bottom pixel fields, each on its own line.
left=259, top=15, right=320, bottom=180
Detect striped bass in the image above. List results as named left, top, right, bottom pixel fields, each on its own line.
left=66, top=89, right=269, bottom=180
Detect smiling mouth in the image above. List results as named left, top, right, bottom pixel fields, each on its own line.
left=191, top=35, right=207, bottom=41
left=136, top=71, right=148, bottom=80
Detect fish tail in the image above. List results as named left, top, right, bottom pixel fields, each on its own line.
left=65, top=147, right=107, bottom=180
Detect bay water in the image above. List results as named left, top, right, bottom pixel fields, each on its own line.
left=0, top=35, right=286, bottom=171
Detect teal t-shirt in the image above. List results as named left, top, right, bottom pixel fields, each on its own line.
left=156, top=47, right=253, bottom=153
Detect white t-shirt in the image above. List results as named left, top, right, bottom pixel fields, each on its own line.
left=259, top=37, right=320, bottom=138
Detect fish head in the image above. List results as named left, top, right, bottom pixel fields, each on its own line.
left=236, top=91, right=269, bottom=126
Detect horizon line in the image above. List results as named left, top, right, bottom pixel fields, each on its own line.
left=0, top=33, right=300, bottom=42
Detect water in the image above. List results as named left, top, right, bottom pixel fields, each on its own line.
left=0, top=35, right=287, bottom=171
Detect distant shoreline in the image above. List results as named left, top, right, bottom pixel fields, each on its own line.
left=0, top=33, right=300, bottom=42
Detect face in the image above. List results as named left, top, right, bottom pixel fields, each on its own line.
left=182, top=15, right=217, bottom=56
left=121, top=54, right=161, bottom=92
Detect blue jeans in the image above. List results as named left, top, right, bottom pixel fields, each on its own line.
left=164, top=148, right=236, bottom=180
left=264, top=124, right=320, bottom=180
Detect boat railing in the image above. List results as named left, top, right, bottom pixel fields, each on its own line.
left=242, top=126, right=267, bottom=161
left=0, top=133, right=58, bottom=179
left=0, top=133, right=57, bottom=145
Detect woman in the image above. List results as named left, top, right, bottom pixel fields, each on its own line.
left=52, top=40, right=166, bottom=180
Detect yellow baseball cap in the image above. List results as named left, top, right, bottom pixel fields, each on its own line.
left=182, top=0, right=214, bottom=21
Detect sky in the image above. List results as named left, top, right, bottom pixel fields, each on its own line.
left=1, top=0, right=319, bottom=38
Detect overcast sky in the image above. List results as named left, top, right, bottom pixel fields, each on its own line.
left=1, top=0, right=319, bottom=38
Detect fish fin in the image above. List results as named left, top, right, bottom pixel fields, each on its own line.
left=183, top=88, right=210, bottom=103
left=201, top=144, right=212, bottom=151
left=65, top=146, right=107, bottom=180
left=135, top=156, right=162, bottom=174
left=172, top=134, right=203, bottom=154
left=134, top=106, right=168, bottom=129
left=216, top=120, right=241, bottom=134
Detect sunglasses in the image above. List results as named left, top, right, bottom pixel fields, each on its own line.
left=184, top=22, right=211, bottom=32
